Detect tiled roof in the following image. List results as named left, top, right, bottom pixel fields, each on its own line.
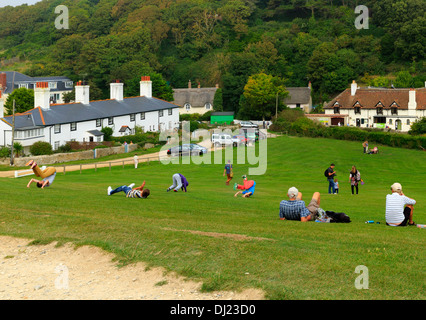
left=1, top=96, right=179, bottom=129
left=325, top=88, right=426, bottom=110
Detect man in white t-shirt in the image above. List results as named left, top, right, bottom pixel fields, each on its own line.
left=385, top=183, right=416, bottom=226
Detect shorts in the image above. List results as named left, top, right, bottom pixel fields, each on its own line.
left=386, top=207, right=411, bottom=226
left=242, top=182, right=256, bottom=196
left=306, top=198, right=319, bottom=215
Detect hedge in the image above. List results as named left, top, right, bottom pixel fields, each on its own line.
left=271, top=117, right=426, bottom=150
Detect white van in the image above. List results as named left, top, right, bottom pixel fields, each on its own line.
left=211, top=133, right=239, bottom=147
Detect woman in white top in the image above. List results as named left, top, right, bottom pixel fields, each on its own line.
left=385, top=183, right=416, bottom=226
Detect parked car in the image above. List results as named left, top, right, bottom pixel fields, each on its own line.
left=167, top=143, right=207, bottom=156
left=239, top=121, right=258, bottom=128
left=239, top=128, right=258, bottom=142
left=211, top=133, right=239, bottom=147
left=233, top=135, right=249, bottom=145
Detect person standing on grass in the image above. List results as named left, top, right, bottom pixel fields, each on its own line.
left=385, top=183, right=416, bottom=226
left=167, top=173, right=189, bottom=192
left=25, top=160, right=56, bottom=189
left=134, top=154, right=138, bottom=169
left=279, top=187, right=320, bottom=222
left=108, top=181, right=150, bottom=198
left=363, top=140, right=369, bottom=153
left=223, top=160, right=233, bottom=185
left=325, top=163, right=336, bottom=194
left=349, top=166, right=361, bottom=195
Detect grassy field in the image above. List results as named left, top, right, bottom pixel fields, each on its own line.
left=0, top=135, right=424, bottom=300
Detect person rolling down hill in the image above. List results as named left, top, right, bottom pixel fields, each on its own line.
left=25, top=160, right=57, bottom=189
left=234, top=175, right=256, bottom=198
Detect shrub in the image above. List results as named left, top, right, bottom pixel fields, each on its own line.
left=0, top=147, right=10, bottom=158
left=30, top=141, right=53, bottom=156
left=408, top=117, right=426, bottom=135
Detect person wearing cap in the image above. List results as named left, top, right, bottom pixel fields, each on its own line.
left=385, top=183, right=416, bottom=226
left=279, top=187, right=320, bottom=222
left=234, top=175, right=256, bottom=198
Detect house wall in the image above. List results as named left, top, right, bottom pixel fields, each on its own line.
left=325, top=108, right=425, bottom=132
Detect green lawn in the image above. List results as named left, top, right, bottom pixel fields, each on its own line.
left=0, top=135, right=424, bottom=299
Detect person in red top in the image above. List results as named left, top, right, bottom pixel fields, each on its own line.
left=234, top=175, right=256, bottom=198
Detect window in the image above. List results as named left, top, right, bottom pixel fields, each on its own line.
left=407, top=119, right=410, bottom=125
left=96, top=119, right=102, bottom=127
left=54, top=141, right=60, bottom=150
left=159, top=110, right=163, bottom=117
left=184, top=103, right=191, bottom=111
left=65, top=81, right=73, bottom=88
left=389, top=119, right=392, bottom=125
left=130, top=114, right=135, bottom=121
left=391, top=107, right=398, bottom=115
left=50, top=93, right=60, bottom=103
left=48, top=82, right=57, bottom=89
left=376, top=107, right=383, bottom=115
left=333, top=107, right=340, bottom=114
left=205, top=103, right=212, bottom=110
left=354, top=107, right=361, bottom=114
left=108, top=117, right=114, bottom=125
left=70, top=122, right=77, bottom=131
left=140, top=112, right=145, bottom=120
left=19, top=83, right=28, bottom=89
left=54, top=124, right=61, bottom=134
left=168, top=109, right=172, bottom=116
left=97, top=136, right=102, bottom=142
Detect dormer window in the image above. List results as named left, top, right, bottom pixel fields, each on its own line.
left=376, top=107, right=383, bottom=115
left=354, top=107, right=361, bottom=114
left=333, top=102, right=340, bottom=114
left=391, top=107, right=398, bottom=115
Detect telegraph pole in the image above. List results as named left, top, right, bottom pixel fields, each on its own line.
left=10, top=99, right=15, bottom=166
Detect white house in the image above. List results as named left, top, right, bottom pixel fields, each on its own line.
left=324, top=80, right=426, bottom=132
left=283, top=83, right=313, bottom=113
left=0, top=71, right=73, bottom=105
left=0, top=76, right=180, bottom=154
left=173, top=80, right=218, bottom=115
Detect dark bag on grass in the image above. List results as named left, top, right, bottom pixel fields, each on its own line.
left=326, top=211, right=351, bottom=223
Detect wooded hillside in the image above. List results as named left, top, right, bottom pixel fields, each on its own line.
left=0, top=0, right=424, bottom=115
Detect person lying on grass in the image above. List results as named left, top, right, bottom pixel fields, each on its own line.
left=234, top=175, right=256, bottom=198
left=279, top=187, right=320, bottom=222
left=25, top=160, right=56, bottom=189
left=107, top=181, right=150, bottom=198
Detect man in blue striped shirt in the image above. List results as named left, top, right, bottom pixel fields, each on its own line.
left=107, top=181, right=150, bottom=198
left=279, top=187, right=320, bottom=222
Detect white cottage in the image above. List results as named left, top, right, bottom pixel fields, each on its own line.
left=324, top=81, right=426, bottom=132
left=0, top=76, right=180, bottom=154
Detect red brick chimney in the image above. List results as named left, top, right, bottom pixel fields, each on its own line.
left=0, top=73, right=6, bottom=92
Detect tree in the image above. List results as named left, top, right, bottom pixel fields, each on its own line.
left=241, top=73, right=288, bottom=122
left=408, top=117, right=426, bottom=135
left=213, top=88, right=223, bottom=111
left=4, top=88, right=34, bottom=115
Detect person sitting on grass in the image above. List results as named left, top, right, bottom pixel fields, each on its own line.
left=25, top=160, right=56, bottom=189
left=385, top=183, right=416, bottom=226
left=108, top=181, right=150, bottom=198
left=279, top=187, right=320, bottom=222
left=234, top=175, right=256, bottom=198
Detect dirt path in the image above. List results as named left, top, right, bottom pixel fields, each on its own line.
left=0, top=236, right=264, bottom=300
